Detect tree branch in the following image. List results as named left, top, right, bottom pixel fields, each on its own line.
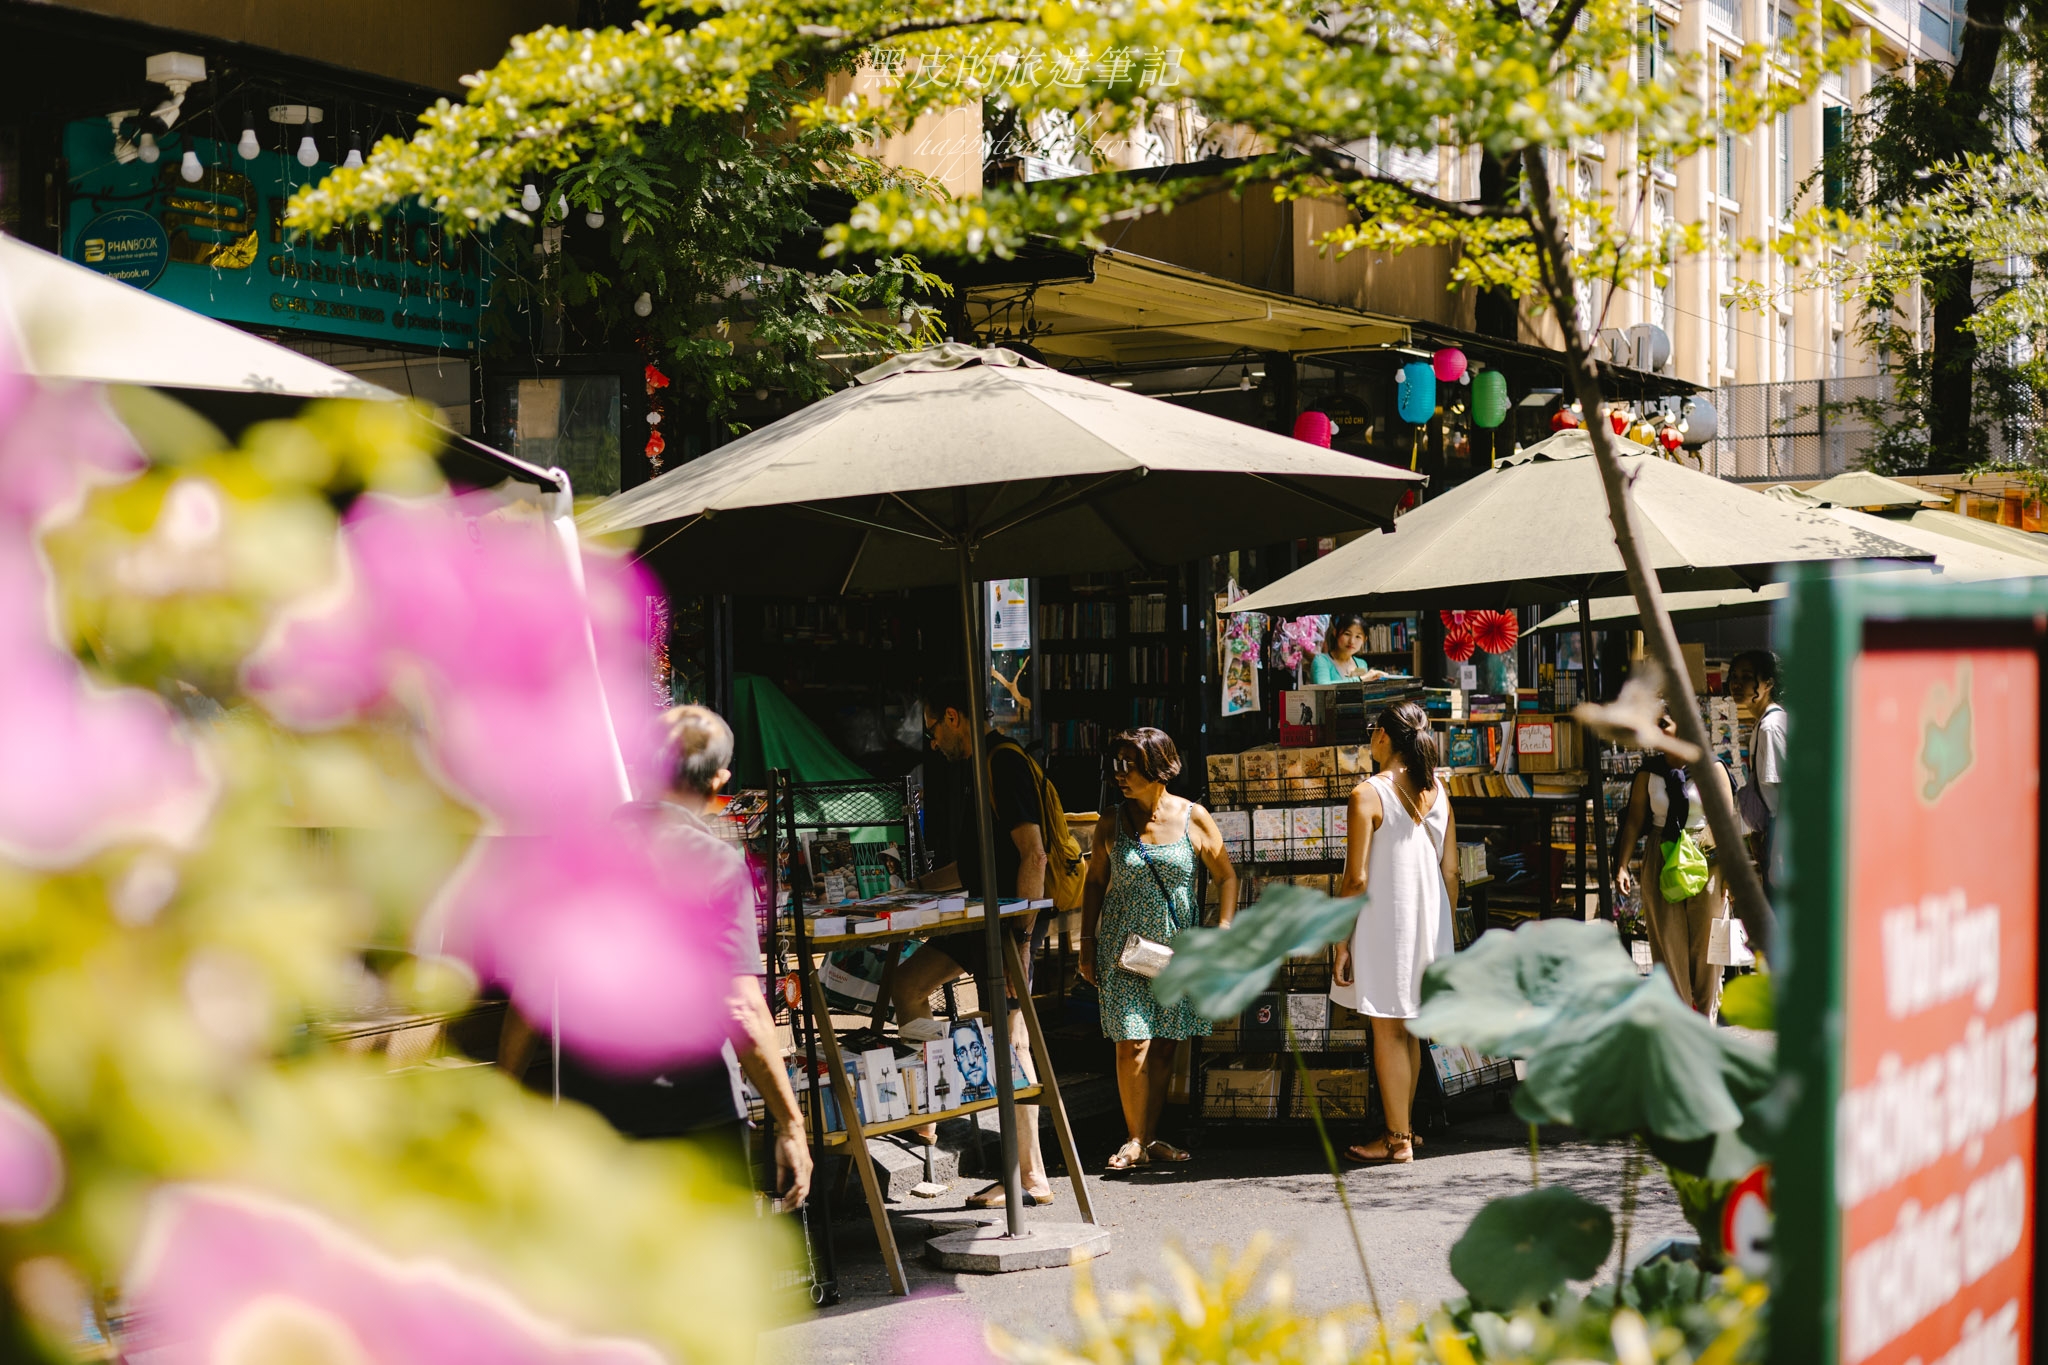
left=1519, top=145, right=1780, bottom=958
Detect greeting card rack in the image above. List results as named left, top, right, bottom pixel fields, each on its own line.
left=767, top=769, right=1096, bottom=1301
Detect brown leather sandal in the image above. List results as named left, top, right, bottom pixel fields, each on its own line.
left=1342, top=1132, right=1415, bottom=1165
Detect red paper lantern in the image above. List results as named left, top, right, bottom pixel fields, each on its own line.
left=1292, top=411, right=1334, bottom=447
left=1659, top=425, right=1683, bottom=451
left=1472, top=609, right=1520, bottom=654
left=644, top=364, right=670, bottom=391
left=1609, top=410, right=1629, bottom=435
left=644, top=429, right=666, bottom=470
left=1550, top=408, right=1579, bottom=431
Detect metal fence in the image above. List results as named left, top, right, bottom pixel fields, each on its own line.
left=1696, top=375, right=1894, bottom=483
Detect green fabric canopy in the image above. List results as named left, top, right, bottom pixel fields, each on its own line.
left=728, top=673, right=900, bottom=844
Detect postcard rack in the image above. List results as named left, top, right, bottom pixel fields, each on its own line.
left=767, top=769, right=1096, bottom=1300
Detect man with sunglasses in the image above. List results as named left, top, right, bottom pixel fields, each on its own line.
left=888, top=680, right=1054, bottom=1209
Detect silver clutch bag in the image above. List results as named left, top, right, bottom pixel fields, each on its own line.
left=1118, top=932, right=1174, bottom=979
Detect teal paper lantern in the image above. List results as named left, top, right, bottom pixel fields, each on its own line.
left=1472, top=369, right=1509, bottom=429
left=1396, top=361, right=1436, bottom=425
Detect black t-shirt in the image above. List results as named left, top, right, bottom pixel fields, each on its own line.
left=954, top=732, right=1041, bottom=899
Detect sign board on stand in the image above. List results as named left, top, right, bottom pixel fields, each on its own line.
left=1773, top=569, right=2045, bottom=1365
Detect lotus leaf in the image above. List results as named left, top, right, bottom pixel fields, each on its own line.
left=1449, top=1186, right=1615, bottom=1309
left=1413, top=919, right=1641, bottom=1057
left=1513, top=969, right=1775, bottom=1141
left=1152, top=884, right=1362, bottom=1021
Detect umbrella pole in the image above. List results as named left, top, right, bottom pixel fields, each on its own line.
left=1579, top=594, right=1614, bottom=922
left=956, top=542, right=1028, bottom=1241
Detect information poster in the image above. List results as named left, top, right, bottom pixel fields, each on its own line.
left=1837, top=649, right=2038, bottom=1365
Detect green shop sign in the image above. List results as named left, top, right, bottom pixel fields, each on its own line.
left=62, top=118, right=488, bottom=349
left=1773, top=568, right=2045, bottom=1365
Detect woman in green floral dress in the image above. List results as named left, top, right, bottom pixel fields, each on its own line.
left=1079, top=728, right=1239, bottom=1171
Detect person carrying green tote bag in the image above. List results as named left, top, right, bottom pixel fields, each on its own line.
left=1610, top=710, right=1735, bottom=1016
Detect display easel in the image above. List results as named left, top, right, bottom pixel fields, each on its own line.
left=770, top=769, right=1097, bottom=1299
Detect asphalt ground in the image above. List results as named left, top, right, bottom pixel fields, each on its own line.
left=760, top=1103, right=1692, bottom=1364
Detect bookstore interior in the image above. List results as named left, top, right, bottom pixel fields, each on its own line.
left=705, top=556, right=1770, bottom=1299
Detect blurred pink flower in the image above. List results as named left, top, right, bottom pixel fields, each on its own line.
left=246, top=494, right=658, bottom=835
left=0, top=1092, right=62, bottom=1222
left=0, top=351, right=212, bottom=867
left=125, top=1186, right=664, bottom=1365
left=429, top=825, right=731, bottom=1075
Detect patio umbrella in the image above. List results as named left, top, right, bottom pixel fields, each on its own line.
left=1800, top=469, right=1944, bottom=511
left=1534, top=504, right=2048, bottom=631
left=580, top=343, right=1420, bottom=1244
left=1226, top=428, right=1930, bottom=919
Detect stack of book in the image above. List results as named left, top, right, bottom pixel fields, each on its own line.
left=796, top=894, right=1054, bottom=938
left=786, top=1018, right=1036, bottom=1131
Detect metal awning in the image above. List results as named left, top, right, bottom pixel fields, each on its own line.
left=963, top=249, right=1410, bottom=365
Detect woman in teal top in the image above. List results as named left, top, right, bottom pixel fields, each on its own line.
left=1310, top=613, right=1381, bottom=684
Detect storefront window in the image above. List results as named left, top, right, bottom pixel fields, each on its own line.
left=487, top=374, right=621, bottom=497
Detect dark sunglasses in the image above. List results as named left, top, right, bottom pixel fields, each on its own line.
left=1111, top=756, right=1141, bottom=776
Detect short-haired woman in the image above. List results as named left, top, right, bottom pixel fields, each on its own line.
left=1310, top=613, right=1383, bottom=684
left=1331, top=701, right=1457, bottom=1165
left=1078, top=727, right=1239, bottom=1171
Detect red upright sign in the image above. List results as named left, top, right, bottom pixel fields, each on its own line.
left=1838, top=649, right=2039, bottom=1365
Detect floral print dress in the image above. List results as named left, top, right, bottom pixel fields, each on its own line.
left=1095, top=803, right=1210, bottom=1042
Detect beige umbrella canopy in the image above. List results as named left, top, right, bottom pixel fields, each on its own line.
left=580, top=343, right=1420, bottom=594
left=1228, top=428, right=1930, bottom=615
left=1534, top=505, right=2048, bottom=631
left=1907, top=509, right=2048, bottom=564
left=1801, top=469, right=1944, bottom=510
left=0, top=235, right=393, bottom=400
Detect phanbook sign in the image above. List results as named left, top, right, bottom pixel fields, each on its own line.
left=1774, top=575, right=2045, bottom=1365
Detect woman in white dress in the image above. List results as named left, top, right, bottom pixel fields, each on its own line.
left=1330, top=700, right=1458, bottom=1164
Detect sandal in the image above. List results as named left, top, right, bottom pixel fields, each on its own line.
left=966, top=1181, right=1054, bottom=1209
left=1105, top=1139, right=1151, bottom=1172
left=1144, top=1139, right=1193, bottom=1163
left=1342, top=1132, right=1415, bottom=1165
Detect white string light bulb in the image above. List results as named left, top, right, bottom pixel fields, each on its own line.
left=296, top=134, right=319, bottom=167
left=179, top=149, right=204, bottom=182
left=520, top=183, right=541, bottom=213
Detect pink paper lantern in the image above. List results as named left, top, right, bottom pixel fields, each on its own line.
left=1431, top=347, right=1468, bottom=384
left=1292, top=411, right=1333, bottom=447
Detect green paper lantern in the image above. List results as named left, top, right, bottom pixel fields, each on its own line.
left=1472, top=368, right=1509, bottom=428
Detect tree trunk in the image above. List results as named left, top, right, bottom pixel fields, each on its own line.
left=1926, top=0, right=2010, bottom=471
left=1519, top=147, right=1779, bottom=957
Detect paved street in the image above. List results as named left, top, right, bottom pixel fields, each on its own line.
left=765, top=1106, right=1692, bottom=1364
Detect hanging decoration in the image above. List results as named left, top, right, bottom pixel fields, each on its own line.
left=1659, top=425, right=1684, bottom=452
left=1471, top=370, right=1509, bottom=429
left=643, top=362, right=670, bottom=472
left=1440, top=609, right=1478, bottom=663
left=1550, top=406, right=1580, bottom=431
left=1395, top=362, right=1436, bottom=425
left=1608, top=408, right=1629, bottom=435
left=1271, top=615, right=1332, bottom=673
left=1471, top=610, right=1520, bottom=655
left=1292, top=411, right=1334, bottom=447
left=1431, top=347, right=1468, bottom=384
left=1442, top=628, right=1478, bottom=664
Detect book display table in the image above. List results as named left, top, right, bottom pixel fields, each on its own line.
left=768, top=771, right=1096, bottom=1300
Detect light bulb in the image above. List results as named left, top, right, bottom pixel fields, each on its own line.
left=343, top=145, right=363, bottom=170
left=646, top=411, right=662, bottom=426
left=1238, top=367, right=1252, bottom=391
left=632, top=292, right=653, bottom=317
left=296, top=134, right=319, bottom=167
left=584, top=208, right=605, bottom=228
left=556, top=194, right=568, bottom=217
left=179, top=149, right=203, bottom=182
left=236, top=126, right=259, bottom=160
left=520, top=183, right=541, bottom=213
left=1459, top=371, right=1471, bottom=385
left=138, top=133, right=159, bottom=164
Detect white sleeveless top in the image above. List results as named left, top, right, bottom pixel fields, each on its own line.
left=1646, top=768, right=1708, bottom=833
left=1329, top=772, right=1456, bottom=1019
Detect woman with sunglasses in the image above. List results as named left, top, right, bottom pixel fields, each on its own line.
left=1078, top=728, right=1238, bottom=1171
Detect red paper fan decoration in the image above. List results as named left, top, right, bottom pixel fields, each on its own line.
left=1442, top=628, right=1478, bottom=664
left=1472, top=609, right=1520, bottom=654
left=1440, top=610, right=1468, bottom=633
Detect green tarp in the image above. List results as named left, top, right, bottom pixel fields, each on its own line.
left=728, top=673, right=899, bottom=844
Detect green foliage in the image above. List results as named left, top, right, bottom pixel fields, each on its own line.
left=1411, top=920, right=1640, bottom=1058
left=1448, top=1187, right=1614, bottom=1311
left=1716, top=972, right=1773, bottom=1031
left=1152, top=884, right=1362, bottom=1020
left=2, top=394, right=785, bottom=1362
left=994, top=1235, right=1770, bottom=1364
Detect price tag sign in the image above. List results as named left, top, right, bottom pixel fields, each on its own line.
left=1773, top=573, right=2045, bottom=1365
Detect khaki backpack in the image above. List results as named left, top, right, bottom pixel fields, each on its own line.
left=989, top=739, right=1087, bottom=913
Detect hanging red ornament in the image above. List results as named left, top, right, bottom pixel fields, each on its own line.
left=1440, top=609, right=1469, bottom=633
left=644, top=428, right=666, bottom=470
left=1550, top=408, right=1578, bottom=431
left=1442, top=628, right=1478, bottom=664
left=644, top=363, right=670, bottom=392
left=1609, top=409, right=1629, bottom=435
left=1659, top=425, right=1683, bottom=451
left=1472, top=609, right=1520, bottom=654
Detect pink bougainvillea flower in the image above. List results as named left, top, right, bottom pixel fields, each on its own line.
left=125, top=1185, right=664, bottom=1365
left=427, top=821, right=731, bottom=1075
left=0, top=1092, right=62, bottom=1223
left=0, top=344, right=212, bottom=867
left=246, top=493, right=659, bottom=835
